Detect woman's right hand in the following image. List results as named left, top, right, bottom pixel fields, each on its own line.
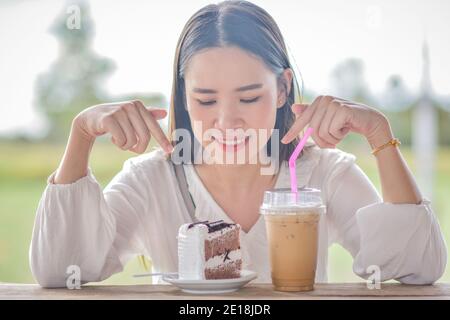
left=73, top=100, right=173, bottom=154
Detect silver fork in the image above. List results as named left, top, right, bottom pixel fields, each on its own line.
left=132, top=272, right=178, bottom=278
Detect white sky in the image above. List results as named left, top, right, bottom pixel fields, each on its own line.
left=1, top=0, right=449, bottom=136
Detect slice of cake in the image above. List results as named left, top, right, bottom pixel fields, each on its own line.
left=177, top=220, right=242, bottom=280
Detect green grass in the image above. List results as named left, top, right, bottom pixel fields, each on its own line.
left=0, top=141, right=153, bottom=285
left=1, top=139, right=449, bottom=284
left=328, top=135, right=450, bottom=282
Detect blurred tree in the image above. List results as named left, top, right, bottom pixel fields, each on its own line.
left=380, top=75, right=415, bottom=145
left=329, top=59, right=420, bottom=146
left=382, top=75, right=415, bottom=112
left=330, top=58, right=374, bottom=104
left=34, top=1, right=115, bottom=141
left=34, top=1, right=166, bottom=141
left=437, top=108, right=450, bottom=145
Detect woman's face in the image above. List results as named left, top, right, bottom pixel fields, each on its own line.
left=184, top=46, right=292, bottom=164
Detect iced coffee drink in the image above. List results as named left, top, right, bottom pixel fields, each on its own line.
left=260, top=188, right=325, bottom=292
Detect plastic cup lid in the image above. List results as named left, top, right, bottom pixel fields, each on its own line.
left=260, top=187, right=325, bottom=213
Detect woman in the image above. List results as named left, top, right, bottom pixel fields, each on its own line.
left=30, top=0, right=447, bottom=287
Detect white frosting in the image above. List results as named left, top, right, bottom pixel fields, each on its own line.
left=205, top=249, right=242, bottom=269
left=177, top=223, right=208, bottom=280
left=177, top=223, right=241, bottom=280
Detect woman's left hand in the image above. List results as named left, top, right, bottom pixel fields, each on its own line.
left=281, top=95, right=392, bottom=148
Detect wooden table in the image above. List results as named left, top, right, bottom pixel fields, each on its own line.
left=1, top=283, right=450, bottom=300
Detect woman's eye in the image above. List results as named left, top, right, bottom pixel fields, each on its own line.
left=197, top=100, right=216, bottom=106
left=241, top=96, right=260, bottom=104
left=196, top=96, right=260, bottom=106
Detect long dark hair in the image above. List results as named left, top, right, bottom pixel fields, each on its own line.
left=168, top=0, right=302, bottom=164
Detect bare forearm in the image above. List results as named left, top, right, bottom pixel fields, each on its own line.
left=367, top=121, right=422, bottom=204
left=54, top=121, right=95, bottom=184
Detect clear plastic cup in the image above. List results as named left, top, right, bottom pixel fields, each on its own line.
left=260, top=188, right=325, bottom=292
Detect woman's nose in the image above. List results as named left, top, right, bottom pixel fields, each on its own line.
left=215, top=106, right=243, bottom=130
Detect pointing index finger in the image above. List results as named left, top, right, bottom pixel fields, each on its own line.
left=135, top=103, right=173, bottom=153
left=281, top=104, right=314, bottom=144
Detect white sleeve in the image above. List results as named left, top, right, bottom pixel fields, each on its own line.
left=327, top=162, right=448, bottom=285
left=29, top=159, right=149, bottom=288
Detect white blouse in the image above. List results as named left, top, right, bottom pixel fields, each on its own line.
left=29, top=144, right=448, bottom=288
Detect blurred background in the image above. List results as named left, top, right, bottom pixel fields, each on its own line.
left=0, top=0, right=449, bottom=285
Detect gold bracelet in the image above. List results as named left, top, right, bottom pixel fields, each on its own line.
left=371, top=138, right=401, bottom=155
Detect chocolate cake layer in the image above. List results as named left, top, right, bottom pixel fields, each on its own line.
left=204, top=227, right=240, bottom=260
left=205, top=260, right=243, bottom=279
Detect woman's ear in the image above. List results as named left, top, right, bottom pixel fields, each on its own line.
left=277, top=68, right=293, bottom=109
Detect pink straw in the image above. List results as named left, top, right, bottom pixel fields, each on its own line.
left=289, top=127, right=314, bottom=193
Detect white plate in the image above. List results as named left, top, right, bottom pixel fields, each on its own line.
left=162, top=270, right=257, bottom=294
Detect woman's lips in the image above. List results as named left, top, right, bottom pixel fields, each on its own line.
left=213, top=136, right=250, bottom=152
